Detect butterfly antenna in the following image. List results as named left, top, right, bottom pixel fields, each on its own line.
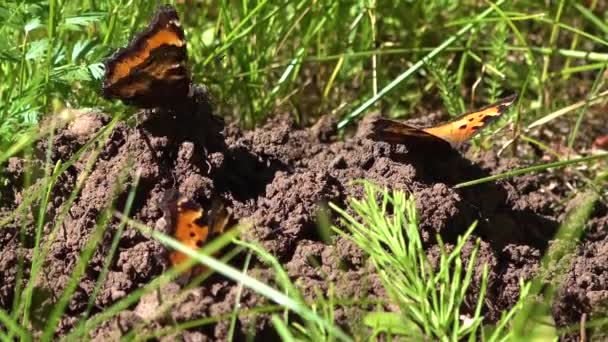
left=498, top=93, right=518, bottom=107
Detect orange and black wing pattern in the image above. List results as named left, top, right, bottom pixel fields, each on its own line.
left=369, top=94, right=517, bottom=148
left=368, top=117, right=453, bottom=149
left=102, top=5, right=191, bottom=108
left=422, top=94, right=517, bottom=146
left=161, top=191, right=229, bottom=272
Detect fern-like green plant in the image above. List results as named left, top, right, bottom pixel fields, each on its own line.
left=485, top=21, right=507, bottom=102
left=330, top=181, right=531, bottom=341
left=425, top=59, right=464, bottom=117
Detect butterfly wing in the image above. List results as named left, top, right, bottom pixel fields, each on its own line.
left=102, top=5, right=191, bottom=108
left=208, top=200, right=230, bottom=238
left=169, top=197, right=209, bottom=266
left=368, top=94, right=517, bottom=149
left=368, top=117, right=452, bottom=149
left=161, top=191, right=230, bottom=274
left=423, top=94, right=517, bottom=146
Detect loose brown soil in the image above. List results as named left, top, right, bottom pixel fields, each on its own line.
left=1, top=87, right=607, bottom=340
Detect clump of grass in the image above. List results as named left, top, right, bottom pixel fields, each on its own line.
left=3, top=0, right=608, bottom=150
left=0, top=1, right=108, bottom=148
left=330, top=181, right=531, bottom=340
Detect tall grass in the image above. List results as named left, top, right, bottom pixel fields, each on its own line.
left=2, top=0, right=608, bottom=146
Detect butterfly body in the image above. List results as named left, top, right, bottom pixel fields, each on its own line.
left=369, top=94, right=517, bottom=148
left=102, top=5, right=191, bottom=108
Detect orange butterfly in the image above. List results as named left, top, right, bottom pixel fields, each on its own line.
left=369, top=94, right=517, bottom=149
left=102, top=5, right=191, bottom=108
left=161, top=191, right=230, bottom=276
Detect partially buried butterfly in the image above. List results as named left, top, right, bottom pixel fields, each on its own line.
left=102, top=5, right=191, bottom=108
left=368, top=94, right=517, bottom=149
left=161, top=190, right=230, bottom=277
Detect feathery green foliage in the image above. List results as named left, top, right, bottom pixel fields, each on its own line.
left=330, top=181, right=531, bottom=341
left=425, top=59, right=464, bottom=117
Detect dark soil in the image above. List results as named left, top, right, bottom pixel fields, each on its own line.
left=1, top=87, right=607, bottom=340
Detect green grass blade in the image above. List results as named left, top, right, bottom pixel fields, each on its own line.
left=122, top=217, right=352, bottom=342
left=72, top=169, right=140, bottom=339
left=336, top=0, right=506, bottom=130
left=454, top=153, right=608, bottom=188
left=40, top=166, right=132, bottom=340
left=0, top=308, right=30, bottom=341
left=271, top=315, right=297, bottom=342
left=572, top=3, right=608, bottom=36
left=227, top=250, right=253, bottom=341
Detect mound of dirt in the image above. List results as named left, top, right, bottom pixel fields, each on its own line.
left=1, top=88, right=606, bottom=339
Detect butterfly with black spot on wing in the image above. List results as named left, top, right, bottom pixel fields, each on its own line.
left=368, top=94, right=517, bottom=149
left=160, top=190, right=230, bottom=278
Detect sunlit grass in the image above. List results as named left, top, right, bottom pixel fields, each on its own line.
left=2, top=0, right=608, bottom=144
